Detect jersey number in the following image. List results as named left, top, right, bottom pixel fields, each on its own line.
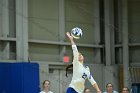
left=82, top=73, right=87, bottom=80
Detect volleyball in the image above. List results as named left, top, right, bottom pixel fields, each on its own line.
left=71, top=27, right=82, bottom=39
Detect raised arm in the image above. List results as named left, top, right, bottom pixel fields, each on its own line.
left=66, top=32, right=79, bottom=62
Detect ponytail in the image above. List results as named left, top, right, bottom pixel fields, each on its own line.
left=65, top=64, right=73, bottom=77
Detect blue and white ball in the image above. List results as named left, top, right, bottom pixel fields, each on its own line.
left=71, top=27, right=82, bottom=39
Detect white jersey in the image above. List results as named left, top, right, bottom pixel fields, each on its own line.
left=40, top=91, right=53, bottom=93
left=69, top=45, right=96, bottom=93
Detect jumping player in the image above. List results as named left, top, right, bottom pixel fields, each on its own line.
left=66, top=32, right=101, bottom=93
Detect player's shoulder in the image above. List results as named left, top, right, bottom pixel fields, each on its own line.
left=113, top=90, right=119, bottom=93
left=39, top=91, right=45, bottom=93
left=48, top=91, right=54, bottom=93
left=85, top=65, right=90, bottom=71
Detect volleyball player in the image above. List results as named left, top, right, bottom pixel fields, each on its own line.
left=66, top=32, right=101, bottom=93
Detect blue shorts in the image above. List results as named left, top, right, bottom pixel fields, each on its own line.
left=66, top=87, right=78, bottom=93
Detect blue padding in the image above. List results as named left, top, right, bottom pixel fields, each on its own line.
left=0, top=62, right=40, bottom=93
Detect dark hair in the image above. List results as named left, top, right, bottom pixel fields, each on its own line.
left=106, top=83, right=113, bottom=88
left=123, top=87, right=129, bottom=91
left=65, top=64, right=73, bottom=77
left=84, top=88, right=90, bottom=92
left=42, top=80, right=50, bottom=87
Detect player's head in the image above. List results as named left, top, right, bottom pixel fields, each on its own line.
left=122, top=87, right=129, bottom=93
left=42, top=80, right=51, bottom=90
left=78, top=52, right=84, bottom=63
left=84, top=88, right=91, bottom=93
left=106, top=83, right=113, bottom=92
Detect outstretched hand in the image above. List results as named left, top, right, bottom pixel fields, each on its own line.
left=66, top=32, right=75, bottom=45
left=66, top=32, right=73, bottom=40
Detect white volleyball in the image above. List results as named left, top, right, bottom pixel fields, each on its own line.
left=71, top=27, right=82, bottom=39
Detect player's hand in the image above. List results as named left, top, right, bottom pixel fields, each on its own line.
left=66, top=32, right=73, bottom=40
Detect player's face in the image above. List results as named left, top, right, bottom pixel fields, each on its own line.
left=78, top=53, right=84, bottom=62
left=44, top=81, right=50, bottom=89
left=107, top=84, right=113, bottom=91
